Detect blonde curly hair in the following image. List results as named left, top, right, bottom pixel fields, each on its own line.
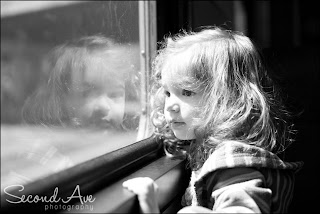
left=150, top=27, right=295, bottom=170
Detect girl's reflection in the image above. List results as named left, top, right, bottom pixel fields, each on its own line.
left=22, top=35, right=140, bottom=132
left=2, top=36, right=140, bottom=189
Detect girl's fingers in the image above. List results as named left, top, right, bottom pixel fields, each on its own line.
left=122, top=177, right=160, bottom=213
left=122, top=177, right=157, bottom=194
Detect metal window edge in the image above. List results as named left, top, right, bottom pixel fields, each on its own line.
left=137, top=0, right=157, bottom=141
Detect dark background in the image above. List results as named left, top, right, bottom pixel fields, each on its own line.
left=157, top=0, right=319, bottom=213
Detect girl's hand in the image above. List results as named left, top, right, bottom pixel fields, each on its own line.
left=122, top=177, right=160, bottom=213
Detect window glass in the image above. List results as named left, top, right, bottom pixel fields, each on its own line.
left=1, top=1, right=148, bottom=190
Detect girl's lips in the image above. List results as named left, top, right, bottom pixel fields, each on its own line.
left=170, top=121, right=186, bottom=129
left=89, top=118, right=118, bottom=130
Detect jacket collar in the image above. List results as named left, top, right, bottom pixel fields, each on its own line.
left=194, top=140, right=304, bottom=183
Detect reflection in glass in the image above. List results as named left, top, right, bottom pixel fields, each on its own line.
left=21, top=36, right=140, bottom=132
left=1, top=1, right=141, bottom=190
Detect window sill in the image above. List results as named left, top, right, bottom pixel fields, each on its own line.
left=64, top=156, right=190, bottom=213
left=1, top=135, right=165, bottom=213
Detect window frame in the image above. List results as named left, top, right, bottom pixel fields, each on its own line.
left=1, top=135, right=165, bottom=212
left=137, top=0, right=157, bottom=141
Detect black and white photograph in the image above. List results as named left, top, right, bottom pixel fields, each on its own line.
left=1, top=1, right=319, bottom=213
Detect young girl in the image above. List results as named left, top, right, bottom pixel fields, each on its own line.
left=21, top=35, right=140, bottom=131
left=122, top=27, right=303, bottom=213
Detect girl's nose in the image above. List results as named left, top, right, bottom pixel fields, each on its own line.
left=93, top=96, right=111, bottom=115
left=170, top=104, right=180, bottom=112
left=166, top=97, right=180, bottom=113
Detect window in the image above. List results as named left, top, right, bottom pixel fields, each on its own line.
left=1, top=1, right=155, bottom=192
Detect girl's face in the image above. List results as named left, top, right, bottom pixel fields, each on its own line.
left=162, top=71, right=203, bottom=140
left=67, top=55, right=125, bottom=130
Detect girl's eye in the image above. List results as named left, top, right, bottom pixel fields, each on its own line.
left=182, top=89, right=196, bottom=97
left=164, top=90, right=170, bottom=97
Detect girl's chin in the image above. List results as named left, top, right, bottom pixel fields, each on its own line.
left=173, top=132, right=196, bottom=141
